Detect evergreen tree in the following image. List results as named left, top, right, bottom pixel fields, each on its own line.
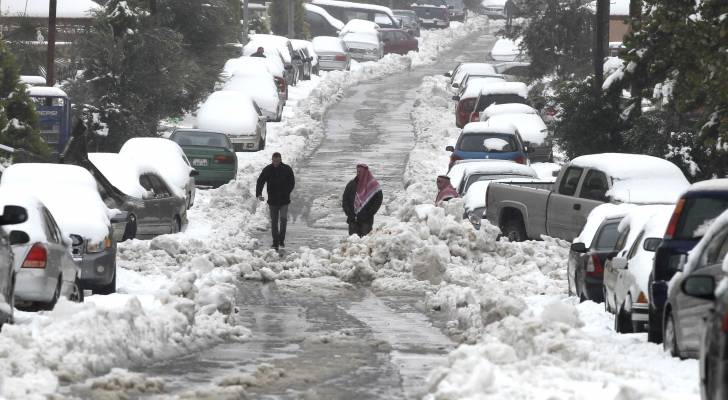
left=0, top=39, right=51, bottom=159
left=268, top=0, right=307, bottom=38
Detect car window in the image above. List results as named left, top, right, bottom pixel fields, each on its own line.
left=579, top=170, right=609, bottom=201
left=704, top=228, right=728, bottom=266
left=627, top=230, right=645, bottom=260
left=459, top=133, right=517, bottom=153
left=674, top=197, right=728, bottom=240
left=594, top=221, right=620, bottom=251
left=139, top=174, right=154, bottom=197
left=614, top=226, right=631, bottom=252
left=475, top=94, right=528, bottom=111
left=559, top=167, right=583, bottom=196
left=149, top=175, right=171, bottom=197
left=42, top=207, right=60, bottom=243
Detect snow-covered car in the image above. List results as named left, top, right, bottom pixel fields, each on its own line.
left=446, top=122, right=531, bottom=168
left=445, top=0, right=467, bottom=22
left=447, top=62, right=498, bottom=90
left=312, top=36, right=351, bottom=71
left=88, top=153, right=188, bottom=239
left=1, top=163, right=126, bottom=295
left=452, top=77, right=508, bottom=128
left=604, top=205, right=674, bottom=333
left=339, top=19, right=383, bottom=61
left=379, top=28, right=419, bottom=55
left=490, top=37, right=527, bottom=62
left=222, top=56, right=288, bottom=101
left=169, top=129, right=238, bottom=188
left=453, top=71, right=504, bottom=93
left=305, top=3, right=345, bottom=37
left=195, top=91, right=268, bottom=152
left=481, top=0, right=506, bottom=19
left=292, top=40, right=318, bottom=78
left=493, top=61, right=531, bottom=80
left=469, top=82, right=530, bottom=123
left=0, top=203, right=28, bottom=326
left=412, top=0, right=450, bottom=28
left=0, top=190, right=82, bottom=310
left=243, top=34, right=298, bottom=85
left=480, top=103, right=552, bottom=162
left=119, top=137, right=197, bottom=210
left=223, top=71, right=284, bottom=122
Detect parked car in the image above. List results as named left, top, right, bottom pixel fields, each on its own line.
left=340, top=19, right=383, bottom=61
left=569, top=204, right=633, bottom=302
left=446, top=122, right=530, bottom=169
left=648, top=178, right=728, bottom=343
left=87, top=152, right=189, bottom=238
left=1, top=164, right=127, bottom=295
left=490, top=37, right=527, bottom=62
left=379, top=28, right=418, bottom=55
left=481, top=0, right=506, bottom=19
left=291, top=40, right=317, bottom=78
left=169, top=129, right=238, bottom=188
left=195, top=91, right=267, bottom=152
left=493, top=61, right=531, bottom=80
left=485, top=153, right=690, bottom=242
left=305, top=3, right=345, bottom=37
left=243, top=36, right=297, bottom=86
left=0, top=190, right=82, bottom=311
left=393, top=10, right=420, bottom=36
left=412, top=0, right=449, bottom=28
left=604, top=205, right=673, bottom=333
left=0, top=202, right=28, bottom=327
left=312, top=0, right=400, bottom=28
left=663, top=208, right=728, bottom=358
left=446, top=62, right=498, bottom=90
left=452, top=77, right=507, bottom=128
left=312, top=36, right=351, bottom=71
left=222, top=56, right=288, bottom=102
left=222, top=71, right=284, bottom=122
left=120, top=137, right=197, bottom=210
left=453, top=72, right=504, bottom=93
left=445, top=0, right=467, bottom=21
left=469, top=82, right=530, bottom=123
left=447, top=159, right=538, bottom=196
left=480, top=103, right=552, bottom=162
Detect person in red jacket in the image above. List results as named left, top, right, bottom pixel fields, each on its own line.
left=435, top=175, right=458, bottom=205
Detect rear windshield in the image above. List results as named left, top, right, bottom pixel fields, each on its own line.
left=475, top=94, right=528, bottom=111
left=171, top=130, right=231, bottom=149
left=459, top=133, right=517, bottom=153
left=674, top=197, right=728, bottom=240
left=594, top=222, right=620, bottom=251
left=464, top=173, right=532, bottom=191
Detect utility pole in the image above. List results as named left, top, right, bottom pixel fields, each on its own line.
left=46, top=0, right=57, bottom=87
left=592, top=0, right=610, bottom=96
left=288, top=0, right=294, bottom=38
left=242, top=0, right=249, bottom=43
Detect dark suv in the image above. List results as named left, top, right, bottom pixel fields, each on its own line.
left=648, top=178, right=728, bottom=343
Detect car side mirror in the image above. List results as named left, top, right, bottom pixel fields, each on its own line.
left=8, top=230, right=29, bottom=245
left=452, top=95, right=460, bottom=101
left=570, top=242, right=587, bottom=253
left=0, top=205, right=27, bottom=225
left=643, top=237, right=662, bottom=252
left=190, top=169, right=200, bottom=177
left=444, top=71, right=452, bottom=77
left=445, top=145, right=455, bottom=152
left=69, top=234, right=84, bottom=247
left=452, top=83, right=459, bottom=88
left=611, top=257, right=628, bottom=270
left=681, top=275, right=716, bottom=301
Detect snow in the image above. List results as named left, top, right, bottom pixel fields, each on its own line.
left=195, top=91, right=260, bottom=137
left=0, top=190, right=48, bottom=245
left=447, top=160, right=537, bottom=190
left=479, top=81, right=528, bottom=97
left=452, top=63, right=498, bottom=87
left=610, top=0, right=630, bottom=16
left=683, top=209, right=728, bottom=275
left=573, top=203, right=636, bottom=247
left=222, top=73, right=280, bottom=119
left=0, top=163, right=113, bottom=242
left=342, top=32, right=380, bottom=47
left=20, top=76, right=47, bottom=86
left=304, top=3, right=345, bottom=30
left=483, top=103, right=536, bottom=118
left=684, top=178, right=728, bottom=193
left=462, top=121, right=517, bottom=135
left=291, top=39, right=319, bottom=66
left=118, top=138, right=192, bottom=199
left=461, top=77, right=506, bottom=98
left=490, top=37, right=524, bottom=62
left=339, top=19, right=380, bottom=36
left=571, top=153, right=690, bottom=204
left=0, top=0, right=101, bottom=19
left=26, top=86, right=67, bottom=98
left=313, top=0, right=396, bottom=20
left=222, top=57, right=273, bottom=79
left=485, top=113, right=548, bottom=144
left=88, top=152, right=151, bottom=199
left=244, top=36, right=292, bottom=64
left=483, top=137, right=510, bottom=151
left=312, top=36, right=346, bottom=53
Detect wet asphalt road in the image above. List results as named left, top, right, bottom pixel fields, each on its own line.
left=78, top=25, right=500, bottom=400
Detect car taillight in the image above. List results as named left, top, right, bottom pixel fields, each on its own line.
left=664, top=198, right=686, bottom=240
left=514, top=155, right=527, bottom=164
left=334, top=54, right=347, bottom=61
left=470, top=112, right=479, bottom=122
left=586, top=253, right=603, bottom=277
left=636, top=292, right=648, bottom=304
left=22, top=243, right=47, bottom=269
left=214, top=154, right=235, bottom=164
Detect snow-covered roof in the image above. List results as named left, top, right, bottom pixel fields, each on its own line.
left=485, top=113, right=547, bottom=144
left=570, top=153, right=689, bottom=204
left=88, top=153, right=150, bottom=199
left=483, top=103, right=537, bottom=118
left=481, top=0, right=506, bottom=6
left=340, top=19, right=380, bottom=36
left=462, top=121, right=517, bottom=135
left=573, top=203, right=636, bottom=247
left=245, top=35, right=292, bottom=63
left=453, top=63, right=497, bottom=85
left=313, top=0, right=396, bottom=19
left=305, top=3, right=345, bottom=30
left=222, top=74, right=279, bottom=117
left=223, top=57, right=271, bottom=77
left=462, top=78, right=506, bottom=99
left=238, top=48, right=286, bottom=77
left=0, top=0, right=102, bottom=19
left=491, top=37, right=522, bottom=56
left=195, top=91, right=260, bottom=138
left=0, top=189, right=49, bottom=244
left=479, top=82, right=528, bottom=97
left=27, top=86, right=68, bottom=97
left=312, top=36, right=346, bottom=53
left=685, top=178, right=728, bottom=193
left=119, top=138, right=192, bottom=198
left=448, top=160, right=537, bottom=189
left=292, top=39, right=319, bottom=64
left=20, top=75, right=46, bottom=86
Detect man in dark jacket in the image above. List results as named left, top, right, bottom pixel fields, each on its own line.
left=342, top=164, right=383, bottom=236
left=256, top=152, right=295, bottom=249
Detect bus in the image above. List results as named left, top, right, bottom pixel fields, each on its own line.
left=27, top=86, right=72, bottom=157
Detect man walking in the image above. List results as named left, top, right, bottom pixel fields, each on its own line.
left=256, top=152, right=295, bottom=250
left=342, top=164, right=383, bottom=237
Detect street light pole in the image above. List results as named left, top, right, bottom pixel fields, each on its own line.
left=46, top=0, right=57, bottom=87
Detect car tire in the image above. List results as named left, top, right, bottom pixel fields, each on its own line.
left=615, top=305, right=633, bottom=334
left=122, top=213, right=137, bottom=241
left=171, top=216, right=182, bottom=234
left=664, top=312, right=682, bottom=358
left=502, top=216, right=527, bottom=242
left=1, top=274, right=16, bottom=328
left=40, top=277, right=62, bottom=311
left=68, top=276, right=84, bottom=303
left=647, top=308, right=663, bottom=343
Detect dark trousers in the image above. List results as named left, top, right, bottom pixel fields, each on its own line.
left=348, top=219, right=373, bottom=237
left=269, top=204, right=288, bottom=246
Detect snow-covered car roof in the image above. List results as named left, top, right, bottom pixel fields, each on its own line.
left=483, top=103, right=537, bottom=118
left=570, top=153, right=690, bottom=204
left=462, top=78, right=507, bottom=99
left=305, top=3, right=345, bottom=30
left=573, top=203, right=636, bottom=247
left=222, top=57, right=277, bottom=80
left=683, top=208, right=728, bottom=275
left=482, top=0, right=506, bottom=6
left=88, top=153, right=152, bottom=199
left=0, top=189, right=51, bottom=244
left=490, top=37, right=525, bottom=61
left=222, top=74, right=279, bottom=116
left=462, top=121, right=518, bottom=135
left=0, top=163, right=113, bottom=242
left=312, top=36, right=347, bottom=53
left=453, top=63, right=497, bottom=85
left=479, top=82, right=529, bottom=97
left=342, top=32, right=380, bottom=46
left=448, top=159, right=537, bottom=189
left=195, top=91, right=260, bottom=138
left=485, top=113, right=547, bottom=145
left=119, top=138, right=192, bottom=198
left=243, top=38, right=291, bottom=64
left=684, top=178, right=728, bottom=193
left=1, top=0, right=101, bottom=19
left=340, top=19, right=380, bottom=36
left=313, top=0, right=396, bottom=19
left=26, top=86, right=68, bottom=98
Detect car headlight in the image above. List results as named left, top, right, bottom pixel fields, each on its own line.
left=86, top=236, right=112, bottom=253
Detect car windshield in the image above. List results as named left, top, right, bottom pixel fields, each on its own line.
left=475, top=94, right=528, bottom=111
left=594, top=221, right=620, bottom=250
left=171, top=130, right=231, bottom=149
left=459, top=133, right=517, bottom=153
left=674, top=197, right=728, bottom=240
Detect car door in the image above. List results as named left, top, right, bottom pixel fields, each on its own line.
left=148, top=174, right=175, bottom=234
left=617, top=230, right=645, bottom=309
left=575, top=169, right=610, bottom=233
left=138, top=174, right=161, bottom=234
left=604, top=225, right=631, bottom=312
left=43, top=207, right=77, bottom=281
left=546, top=166, right=584, bottom=240
left=40, top=207, right=64, bottom=282
left=677, top=228, right=728, bottom=352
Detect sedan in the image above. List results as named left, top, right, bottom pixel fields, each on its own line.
left=312, top=36, right=350, bottom=71
left=0, top=190, right=82, bottom=311
left=169, top=129, right=238, bottom=188
left=196, top=91, right=268, bottom=152
left=222, top=71, right=284, bottom=122
left=292, top=39, right=319, bottom=76
left=380, top=28, right=418, bottom=55
left=446, top=122, right=530, bottom=168
left=0, top=203, right=28, bottom=327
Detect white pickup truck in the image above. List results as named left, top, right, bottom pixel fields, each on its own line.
left=484, top=153, right=690, bottom=241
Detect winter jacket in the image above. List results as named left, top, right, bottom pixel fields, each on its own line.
left=256, top=163, right=295, bottom=206
left=342, top=178, right=383, bottom=223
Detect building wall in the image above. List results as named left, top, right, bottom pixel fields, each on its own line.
left=609, top=17, right=630, bottom=42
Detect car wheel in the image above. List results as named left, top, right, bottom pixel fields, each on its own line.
left=95, top=270, right=117, bottom=295
left=171, top=216, right=182, bottom=234
left=67, top=276, right=84, bottom=303
left=122, top=213, right=137, bottom=241
left=664, top=312, right=681, bottom=358
left=614, top=304, right=633, bottom=334
left=502, top=217, right=527, bottom=242
left=647, top=308, right=663, bottom=344
left=1, top=273, right=16, bottom=328
left=40, top=277, right=62, bottom=311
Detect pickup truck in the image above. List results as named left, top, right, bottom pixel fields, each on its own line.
left=484, top=153, right=690, bottom=242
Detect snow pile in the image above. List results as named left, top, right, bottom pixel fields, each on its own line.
left=119, top=137, right=193, bottom=199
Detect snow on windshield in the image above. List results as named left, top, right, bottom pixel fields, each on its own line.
left=119, top=138, right=191, bottom=198
left=195, top=91, right=259, bottom=138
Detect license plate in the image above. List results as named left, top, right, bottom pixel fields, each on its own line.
left=192, top=158, right=208, bottom=167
